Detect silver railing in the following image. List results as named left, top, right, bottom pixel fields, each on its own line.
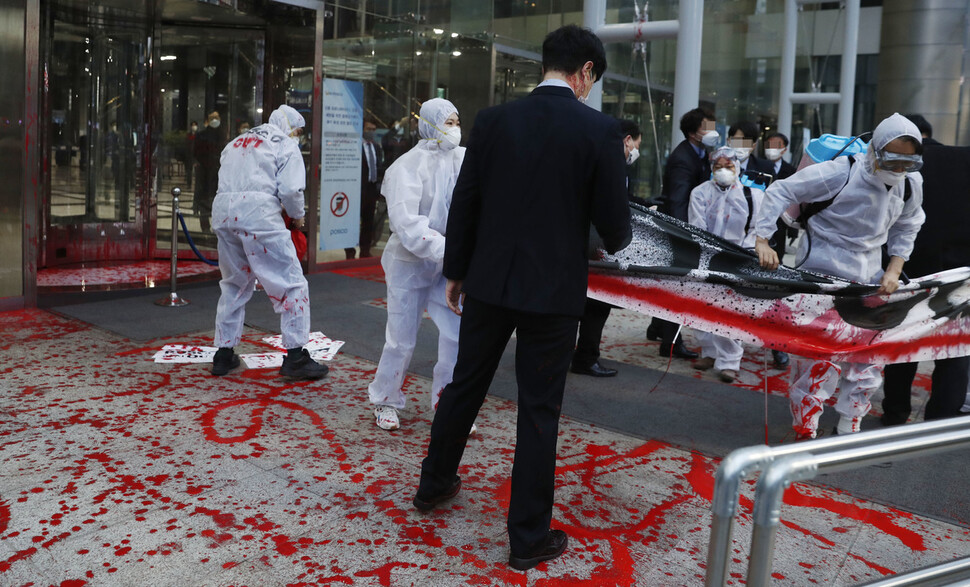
left=706, top=416, right=970, bottom=587
left=155, top=186, right=189, bottom=307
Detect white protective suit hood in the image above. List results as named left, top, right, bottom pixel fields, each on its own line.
left=417, top=98, right=459, bottom=150
left=863, top=113, right=921, bottom=180
left=269, top=105, right=306, bottom=136
left=710, top=146, right=740, bottom=189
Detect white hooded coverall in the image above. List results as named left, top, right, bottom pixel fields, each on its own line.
left=368, top=98, right=465, bottom=411
left=752, top=113, right=926, bottom=436
left=213, top=105, right=311, bottom=350
left=689, top=155, right=765, bottom=372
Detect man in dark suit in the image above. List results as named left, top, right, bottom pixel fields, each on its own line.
left=729, top=120, right=774, bottom=188
left=412, top=25, right=632, bottom=571
left=882, top=136, right=970, bottom=425
left=647, top=106, right=715, bottom=359
left=346, top=117, right=384, bottom=259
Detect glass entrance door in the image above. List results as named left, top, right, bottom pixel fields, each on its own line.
left=153, top=26, right=265, bottom=252
left=44, top=1, right=151, bottom=266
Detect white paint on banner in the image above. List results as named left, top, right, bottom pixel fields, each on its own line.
left=319, top=78, right=364, bottom=251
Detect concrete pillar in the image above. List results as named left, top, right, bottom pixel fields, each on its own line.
left=875, top=0, right=970, bottom=145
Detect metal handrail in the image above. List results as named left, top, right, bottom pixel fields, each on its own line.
left=858, top=556, right=970, bottom=587
left=745, top=418, right=970, bottom=586
left=706, top=416, right=970, bottom=586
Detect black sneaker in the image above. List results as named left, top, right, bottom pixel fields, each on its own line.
left=211, top=347, right=240, bottom=376
left=279, top=348, right=329, bottom=380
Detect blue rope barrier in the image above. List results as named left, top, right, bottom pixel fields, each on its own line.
left=176, top=212, right=219, bottom=266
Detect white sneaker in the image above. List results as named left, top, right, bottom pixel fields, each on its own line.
left=374, top=405, right=399, bottom=430
left=469, top=422, right=478, bottom=436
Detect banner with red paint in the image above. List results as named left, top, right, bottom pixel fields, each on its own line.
left=588, top=206, right=970, bottom=365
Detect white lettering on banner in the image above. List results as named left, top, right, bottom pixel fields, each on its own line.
left=319, top=78, right=364, bottom=251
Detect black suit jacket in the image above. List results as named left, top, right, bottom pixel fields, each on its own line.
left=772, top=158, right=797, bottom=181
left=658, top=139, right=709, bottom=221
left=444, top=85, right=632, bottom=317
left=904, top=144, right=970, bottom=277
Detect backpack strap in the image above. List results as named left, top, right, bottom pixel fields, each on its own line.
left=743, top=185, right=754, bottom=234
left=796, top=156, right=857, bottom=227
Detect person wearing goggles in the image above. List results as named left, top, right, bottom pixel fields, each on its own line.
left=750, top=113, right=926, bottom=441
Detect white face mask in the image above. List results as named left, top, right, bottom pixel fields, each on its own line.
left=700, top=130, right=720, bottom=149
left=626, top=148, right=640, bottom=166
left=208, top=119, right=221, bottom=129
left=765, top=148, right=784, bottom=162
left=439, top=126, right=460, bottom=151
left=875, top=168, right=906, bottom=186
left=733, top=147, right=752, bottom=162
left=713, top=168, right=736, bottom=187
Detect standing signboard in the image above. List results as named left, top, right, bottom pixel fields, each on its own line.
left=318, top=78, right=363, bottom=251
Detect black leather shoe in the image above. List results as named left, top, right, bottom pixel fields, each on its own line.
left=509, top=529, right=568, bottom=571
left=658, top=342, right=699, bottom=360
left=413, top=477, right=462, bottom=512
left=211, top=347, right=240, bottom=376
left=646, top=323, right=661, bottom=341
left=570, top=361, right=618, bottom=377
left=772, top=350, right=790, bottom=369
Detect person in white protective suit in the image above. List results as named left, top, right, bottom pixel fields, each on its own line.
left=368, top=98, right=466, bottom=431
left=689, top=147, right=765, bottom=384
left=752, top=113, right=926, bottom=440
left=210, top=104, right=329, bottom=380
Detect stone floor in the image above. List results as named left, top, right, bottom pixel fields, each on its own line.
left=2, top=272, right=968, bottom=586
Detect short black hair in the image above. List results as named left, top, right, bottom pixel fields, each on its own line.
left=903, top=113, right=933, bottom=139
left=765, top=131, right=790, bottom=147
left=680, top=107, right=715, bottom=138
left=542, top=25, right=607, bottom=82
left=618, top=119, right=641, bottom=140
left=728, top=120, right=760, bottom=142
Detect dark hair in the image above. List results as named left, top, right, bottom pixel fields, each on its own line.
left=679, top=107, right=715, bottom=138
left=895, top=134, right=924, bottom=155
left=903, top=113, right=932, bottom=139
left=618, top=119, right=641, bottom=140
left=765, top=131, right=790, bottom=147
left=542, top=25, right=607, bottom=82
left=728, top=120, right=759, bottom=142
left=363, top=116, right=380, bottom=128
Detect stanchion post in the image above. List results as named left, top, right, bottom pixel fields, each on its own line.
left=155, top=187, right=190, bottom=307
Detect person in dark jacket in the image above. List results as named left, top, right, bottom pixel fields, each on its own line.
left=882, top=130, right=970, bottom=425
left=413, top=25, right=632, bottom=572
left=194, top=111, right=225, bottom=232
left=646, top=106, right=716, bottom=359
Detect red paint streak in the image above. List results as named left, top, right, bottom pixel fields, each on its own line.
left=778, top=519, right=833, bottom=547
left=400, top=524, right=443, bottom=548
left=60, top=581, right=88, bottom=587
left=354, top=561, right=416, bottom=586
left=0, top=500, right=9, bottom=534
left=588, top=271, right=970, bottom=363
left=783, top=485, right=925, bottom=550
left=684, top=451, right=717, bottom=501
left=847, top=551, right=895, bottom=576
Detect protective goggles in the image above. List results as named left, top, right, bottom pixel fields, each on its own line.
left=875, top=150, right=923, bottom=173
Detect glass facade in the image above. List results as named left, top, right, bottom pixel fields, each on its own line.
left=6, top=0, right=969, bottom=302
left=0, top=0, right=25, bottom=299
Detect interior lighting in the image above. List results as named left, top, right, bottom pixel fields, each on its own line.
left=452, top=51, right=461, bottom=57
left=433, top=28, right=444, bottom=34
left=160, top=55, right=177, bottom=61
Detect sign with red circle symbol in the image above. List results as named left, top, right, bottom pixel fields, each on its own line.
left=330, top=192, right=349, bottom=217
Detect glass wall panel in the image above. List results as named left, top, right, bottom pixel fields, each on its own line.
left=44, top=0, right=151, bottom=264
left=316, top=2, right=489, bottom=265
left=0, top=0, right=25, bottom=298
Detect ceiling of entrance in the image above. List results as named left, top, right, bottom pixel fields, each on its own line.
left=50, top=0, right=310, bottom=29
